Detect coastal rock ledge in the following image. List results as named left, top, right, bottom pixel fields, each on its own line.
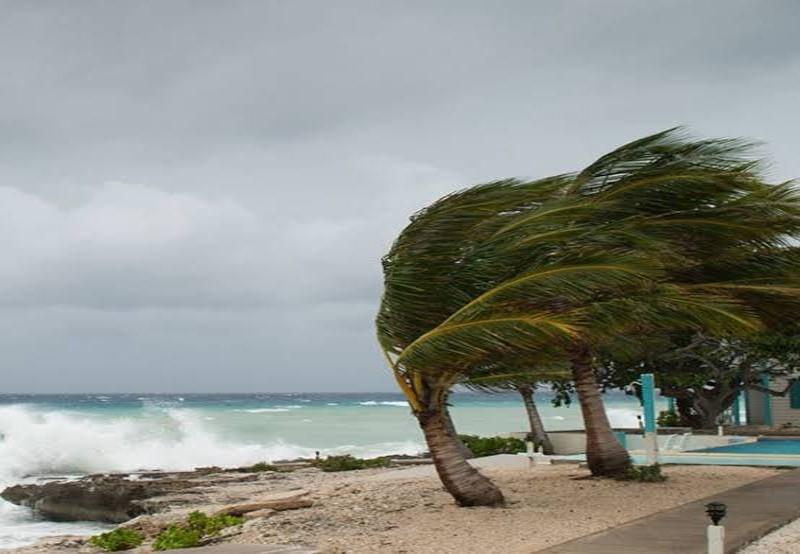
left=0, top=473, right=204, bottom=523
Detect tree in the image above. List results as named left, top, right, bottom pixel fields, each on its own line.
left=465, top=364, right=572, bottom=455
left=377, top=177, right=576, bottom=506
left=377, top=129, right=800, bottom=505
left=599, top=327, right=800, bottom=428
left=552, top=131, right=800, bottom=473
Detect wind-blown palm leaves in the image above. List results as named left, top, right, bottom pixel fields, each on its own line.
left=376, top=129, right=800, bottom=505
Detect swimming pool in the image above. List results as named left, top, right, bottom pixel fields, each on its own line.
left=554, top=452, right=800, bottom=467
left=552, top=437, right=800, bottom=467
left=692, top=439, right=800, bottom=455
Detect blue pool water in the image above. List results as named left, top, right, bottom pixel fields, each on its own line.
left=694, top=439, right=800, bottom=455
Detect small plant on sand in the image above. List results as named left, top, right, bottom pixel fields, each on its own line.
left=312, top=454, right=392, bottom=472
left=617, top=463, right=667, bottom=483
left=459, top=435, right=526, bottom=457
left=152, top=511, right=244, bottom=550
left=89, top=528, right=144, bottom=551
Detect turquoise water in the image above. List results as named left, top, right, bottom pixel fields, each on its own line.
left=0, top=391, right=649, bottom=548
left=632, top=453, right=800, bottom=467
left=694, top=439, right=800, bottom=455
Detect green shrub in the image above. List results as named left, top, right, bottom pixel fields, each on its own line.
left=186, top=511, right=244, bottom=536
left=152, top=525, right=202, bottom=551
left=618, top=463, right=667, bottom=483
left=656, top=410, right=682, bottom=427
left=312, top=454, right=392, bottom=472
left=239, top=461, right=285, bottom=473
left=459, top=435, right=526, bottom=457
left=89, top=528, right=144, bottom=551
left=152, top=511, right=244, bottom=550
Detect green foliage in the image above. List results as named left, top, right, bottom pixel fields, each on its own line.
left=186, top=511, right=244, bottom=535
left=600, top=326, right=800, bottom=429
left=312, top=454, right=392, bottom=472
left=375, top=128, right=800, bottom=496
left=618, top=464, right=667, bottom=483
left=377, top=128, right=800, bottom=406
left=89, top=528, right=144, bottom=552
left=152, top=526, right=202, bottom=551
left=459, top=435, right=526, bottom=457
left=657, top=410, right=682, bottom=427
left=240, top=461, right=284, bottom=473
left=152, top=511, right=244, bottom=551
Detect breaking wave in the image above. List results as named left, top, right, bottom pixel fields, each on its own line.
left=0, top=404, right=420, bottom=483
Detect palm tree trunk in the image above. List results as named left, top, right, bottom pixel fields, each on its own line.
left=517, top=384, right=554, bottom=454
left=441, top=401, right=474, bottom=459
left=417, top=406, right=504, bottom=506
left=570, top=344, right=632, bottom=476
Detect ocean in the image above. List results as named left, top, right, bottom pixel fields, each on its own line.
left=0, top=391, right=659, bottom=548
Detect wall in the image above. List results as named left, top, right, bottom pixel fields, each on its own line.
left=769, top=376, right=800, bottom=427
left=746, top=387, right=766, bottom=425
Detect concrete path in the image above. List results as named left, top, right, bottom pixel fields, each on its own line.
left=539, top=468, right=800, bottom=553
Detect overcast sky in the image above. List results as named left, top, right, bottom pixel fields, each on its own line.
left=1, top=1, right=798, bottom=392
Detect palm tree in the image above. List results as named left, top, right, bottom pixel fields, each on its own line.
left=465, top=364, right=571, bottom=455
left=377, top=129, right=800, bottom=504
left=554, top=131, right=800, bottom=474
left=378, top=177, right=576, bottom=506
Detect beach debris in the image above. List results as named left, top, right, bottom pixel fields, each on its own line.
left=215, top=490, right=313, bottom=516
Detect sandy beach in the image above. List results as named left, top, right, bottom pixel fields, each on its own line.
left=10, top=457, right=780, bottom=553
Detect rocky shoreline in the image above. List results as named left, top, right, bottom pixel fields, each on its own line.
left=0, top=459, right=422, bottom=553
left=1, top=464, right=314, bottom=524
left=0, top=461, right=783, bottom=553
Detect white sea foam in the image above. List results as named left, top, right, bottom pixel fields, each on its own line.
left=606, top=407, right=641, bottom=428
left=236, top=408, right=290, bottom=413
left=0, top=406, right=294, bottom=481
left=0, top=404, right=424, bottom=483
left=0, top=404, right=426, bottom=549
left=358, top=401, right=408, bottom=407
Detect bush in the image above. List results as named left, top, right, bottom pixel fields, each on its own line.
left=618, top=463, right=667, bottom=483
left=459, top=435, right=526, bottom=457
left=89, top=528, right=144, bottom=552
left=152, top=511, right=244, bottom=551
left=152, top=525, right=202, bottom=551
left=186, top=511, right=244, bottom=536
left=657, top=410, right=682, bottom=427
left=312, top=454, right=392, bottom=472
left=240, top=461, right=284, bottom=473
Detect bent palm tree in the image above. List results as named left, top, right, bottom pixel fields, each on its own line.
left=553, top=131, right=800, bottom=474
left=465, top=364, right=571, bottom=455
left=377, top=129, right=800, bottom=504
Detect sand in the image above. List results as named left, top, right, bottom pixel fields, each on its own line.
left=225, top=459, right=778, bottom=553
left=7, top=458, right=780, bottom=553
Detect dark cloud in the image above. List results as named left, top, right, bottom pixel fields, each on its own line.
left=0, top=1, right=798, bottom=391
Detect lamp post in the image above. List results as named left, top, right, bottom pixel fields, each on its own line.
left=705, top=502, right=727, bottom=554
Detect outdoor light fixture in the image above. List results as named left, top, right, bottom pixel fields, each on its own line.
left=705, top=502, right=727, bottom=526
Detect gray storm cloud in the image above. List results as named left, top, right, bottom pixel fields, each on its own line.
left=0, top=1, right=798, bottom=392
